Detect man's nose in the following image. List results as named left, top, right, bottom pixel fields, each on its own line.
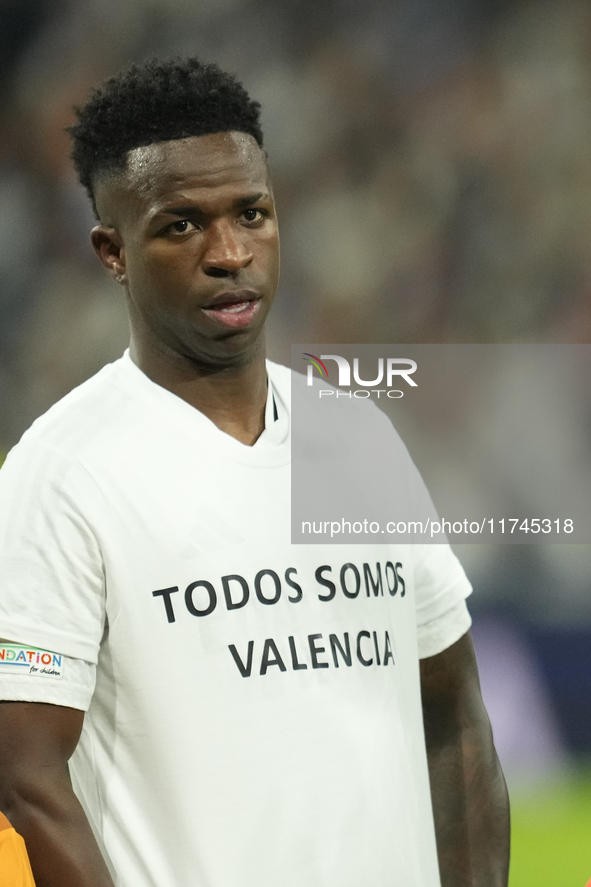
left=202, top=221, right=254, bottom=277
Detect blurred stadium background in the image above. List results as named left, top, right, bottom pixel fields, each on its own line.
left=0, top=0, right=590, bottom=883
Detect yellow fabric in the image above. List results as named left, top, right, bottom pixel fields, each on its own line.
left=0, top=818, right=36, bottom=887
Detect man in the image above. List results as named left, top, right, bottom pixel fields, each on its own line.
left=0, top=58, right=509, bottom=886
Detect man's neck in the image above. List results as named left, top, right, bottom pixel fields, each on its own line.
left=129, top=336, right=269, bottom=446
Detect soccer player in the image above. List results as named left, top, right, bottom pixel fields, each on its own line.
left=0, top=58, right=509, bottom=886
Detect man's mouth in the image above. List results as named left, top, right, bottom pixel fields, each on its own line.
left=201, top=292, right=261, bottom=330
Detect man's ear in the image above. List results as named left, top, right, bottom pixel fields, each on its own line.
left=91, top=226, right=127, bottom=285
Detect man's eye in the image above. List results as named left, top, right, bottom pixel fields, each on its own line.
left=242, top=209, right=264, bottom=223
left=169, top=220, right=195, bottom=234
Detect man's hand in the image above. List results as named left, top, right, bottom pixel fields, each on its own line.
left=0, top=701, right=115, bottom=887
left=421, top=631, right=510, bottom=887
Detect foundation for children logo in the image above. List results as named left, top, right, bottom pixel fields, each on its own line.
left=0, top=643, right=63, bottom=679
left=302, top=352, right=417, bottom=399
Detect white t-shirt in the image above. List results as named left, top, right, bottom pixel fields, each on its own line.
left=0, top=354, right=471, bottom=887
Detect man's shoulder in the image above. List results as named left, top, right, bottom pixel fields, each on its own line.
left=13, top=354, right=137, bottom=463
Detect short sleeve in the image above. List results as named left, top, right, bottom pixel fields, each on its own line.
left=0, top=640, right=96, bottom=711
left=412, top=544, right=473, bottom=658
left=0, top=441, right=106, bottom=664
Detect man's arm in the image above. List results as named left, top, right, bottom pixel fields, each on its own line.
left=0, top=701, right=115, bottom=887
left=420, top=631, right=510, bottom=887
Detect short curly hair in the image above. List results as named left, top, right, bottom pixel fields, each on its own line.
left=68, top=57, right=264, bottom=217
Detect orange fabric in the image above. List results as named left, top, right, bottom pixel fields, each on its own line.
left=0, top=816, right=36, bottom=887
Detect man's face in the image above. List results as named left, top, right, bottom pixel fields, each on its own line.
left=93, top=132, right=279, bottom=368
